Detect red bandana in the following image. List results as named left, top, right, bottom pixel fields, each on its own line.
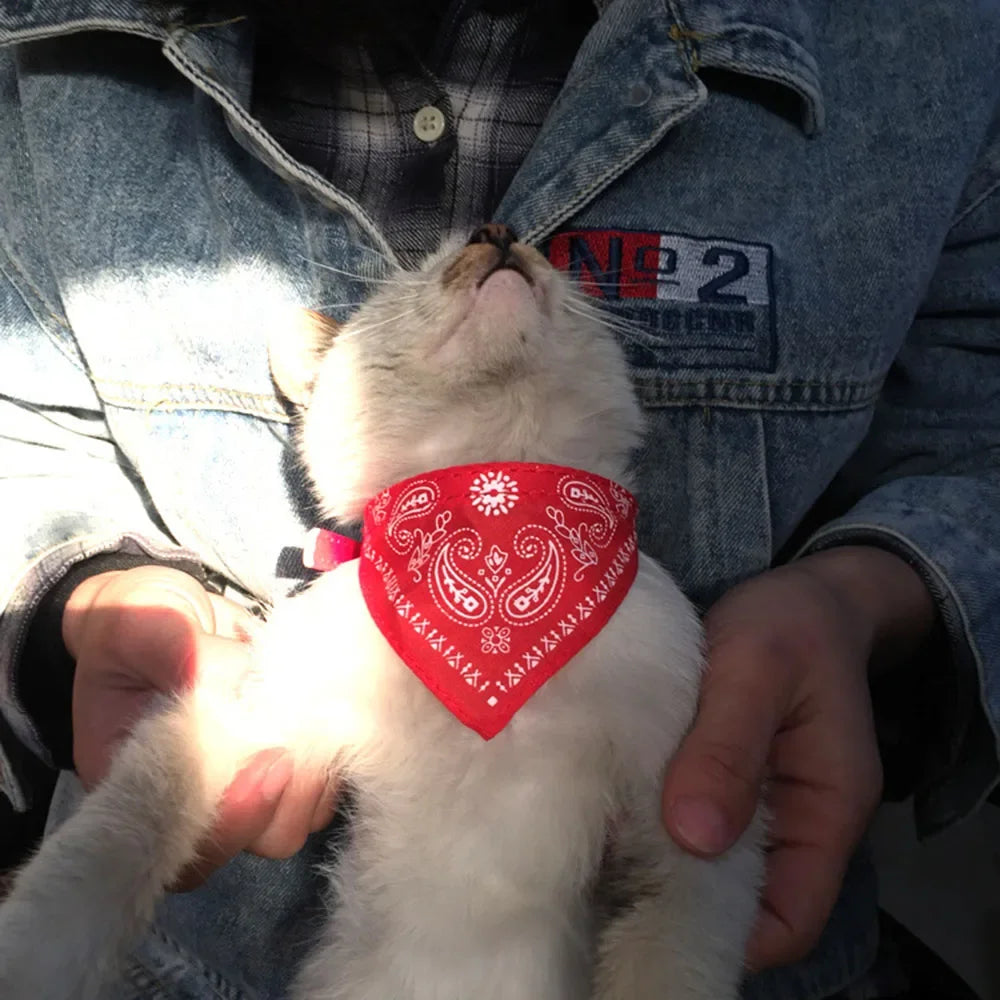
left=357, top=463, right=638, bottom=739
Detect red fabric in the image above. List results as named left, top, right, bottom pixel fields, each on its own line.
left=359, top=463, right=638, bottom=739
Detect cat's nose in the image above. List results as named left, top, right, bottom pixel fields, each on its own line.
left=467, top=223, right=517, bottom=254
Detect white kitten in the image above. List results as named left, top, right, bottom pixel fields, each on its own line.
left=0, top=228, right=763, bottom=1000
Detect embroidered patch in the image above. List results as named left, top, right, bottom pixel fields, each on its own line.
left=359, top=463, right=639, bottom=739
left=546, top=228, right=776, bottom=371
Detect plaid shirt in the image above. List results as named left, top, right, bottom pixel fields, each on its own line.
left=253, top=0, right=601, bottom=266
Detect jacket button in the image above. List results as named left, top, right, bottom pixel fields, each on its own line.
left=627, top=82, right=652, bottom=107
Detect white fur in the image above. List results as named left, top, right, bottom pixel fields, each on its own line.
left=0, top=236, right=763, bottom=999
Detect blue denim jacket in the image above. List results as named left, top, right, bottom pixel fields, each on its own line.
left=1, top=1, right=999, bottom=997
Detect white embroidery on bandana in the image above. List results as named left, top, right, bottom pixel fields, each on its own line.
left=468, top=470, right=519, bottom=516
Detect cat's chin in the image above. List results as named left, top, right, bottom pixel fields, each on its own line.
left=428, top=269, right=544, bottom=373
left=475, top=266, right=541, bottom=309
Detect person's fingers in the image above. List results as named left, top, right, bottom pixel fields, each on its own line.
left=64, top=567, right=217, bottom=662
left=206, top=592, right=259, bottom=643
left=171, top=748, right=292, bottom=892
left=310, top=774, right=341, bottom=833
left=64, top=566, right=321, bottom=884
left=246, top=765, right=336, bottom=859
left=745, top=704, right=883, bottom=970
left=747, top=834, right=851, bottom=969
left=74, top=631, right=253, bottom=786
left=749, top=774, right=848, bottom=969
left=60, top=571, right=122, bottom=654
left=173, top=759, right=337, bottom=892
left=661, top=641, right=784, bottom=856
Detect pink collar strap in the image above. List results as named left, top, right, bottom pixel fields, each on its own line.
left=308, top=463, right=638, bottom=739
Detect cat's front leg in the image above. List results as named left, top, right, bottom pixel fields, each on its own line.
left=0, top=695, right=224, bottom=1000
left=592, top=798, right=764, bottom=1000
left=0, top=568, right=369, bottom=1000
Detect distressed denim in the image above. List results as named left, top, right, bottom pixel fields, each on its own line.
left=1, top=1, right=999, bottom=997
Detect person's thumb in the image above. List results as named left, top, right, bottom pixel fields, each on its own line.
left=64, top=567, right=216, bottom=683
left=661, top=646, right=780, bottom=857
left=67, top=568, right=220, bottom=783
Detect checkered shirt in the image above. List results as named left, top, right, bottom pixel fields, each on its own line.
left=252, top=0, right=601, bottom=266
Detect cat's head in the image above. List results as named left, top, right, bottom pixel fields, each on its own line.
left=270, top=225, right=644, bottom=522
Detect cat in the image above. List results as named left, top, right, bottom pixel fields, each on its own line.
left=0, top=224, right=763, bottom=1000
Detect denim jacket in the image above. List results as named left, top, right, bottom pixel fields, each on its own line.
left=1, top=1, right=999, bottom=997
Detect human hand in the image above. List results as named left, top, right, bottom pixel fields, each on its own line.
left=661, top=546, right=935, bottom=970
left=64, top=566, right=338, bottom=890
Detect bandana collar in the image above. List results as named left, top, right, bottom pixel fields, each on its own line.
left=308, top=462, right=638, bottom=739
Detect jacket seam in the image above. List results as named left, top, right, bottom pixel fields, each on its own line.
left=523, top=87, right=704, bottom=245
left=161, top=39, right=397, bottom=268
left=145, top=925, right=250, bottom=1000
left=949, top=173, right=1000, bottom=232
left=637, top=398, right=874, bottom=414
left=97, top=393, right=291, bottom=421
left=664, top=0, right=701, bottom=84
left=0, top=249, right=69, bottom=330
left=0, top=250, right=89, bottom=378
left=665, top=2, right=822, bottom=133
left=0, top=19, right=163, bottom=46
left=1, top=48, right=93, bottom=377
left=93, top=378, right=291, bottom=421
left=93, top=376, right=282, bottom=400
left=635, top=375, right=883, bottom=389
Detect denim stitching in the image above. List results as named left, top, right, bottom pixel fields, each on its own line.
left=144, top=926, right=251, bottom=1000
left=161, top=38, right=396, bottom=268
left=0, top=249, right=87, bottom=378
left=632, top=373, right=883, bottom=412
left=92, top=376, right=291, bottom=422
left=522, top=1, right=704, bottom=245
left=93, top=378, right=281, bottom=400
left=634, top=375, right=884, bottom=390
left=949, top=173, right=1000, bottom=231
left=97, top=391, right=291, bottom=423
left=523, top=89, right=704, bottom=246
left=0, top=250, right=68, bottom=329
left=665, top=1, right=707, bottom=80
left=0, top=19, right=163, bottom=46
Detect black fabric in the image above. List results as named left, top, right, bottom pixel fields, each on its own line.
left=0, top=710, right=57, bottom=873
left=16, top=553, right=209, bottom=771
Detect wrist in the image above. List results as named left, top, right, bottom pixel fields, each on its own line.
left=796, top=545, right=936, bottom=671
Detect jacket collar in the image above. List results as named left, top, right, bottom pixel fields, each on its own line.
left=669, top=0, right=824, bottom=133
left=1, top=1, right=175, bottom=44
left=0, top=0, right=824, bottom=135
left=1, top=0, right=824, bottom=250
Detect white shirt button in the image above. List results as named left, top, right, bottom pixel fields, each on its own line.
left=413, top=105, right=446, bottom=142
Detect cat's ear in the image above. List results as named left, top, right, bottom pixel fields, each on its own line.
left=269, top=309, right=341, bottom=406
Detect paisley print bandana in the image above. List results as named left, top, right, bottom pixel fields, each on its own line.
left=358, top=463, right=638, bottom=739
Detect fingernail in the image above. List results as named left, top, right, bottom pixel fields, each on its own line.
left=131, top=582, right=214, bottom=633
left=258, top=753, right=294, bottom=804
left=671, top=796, right=732, bottom=855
